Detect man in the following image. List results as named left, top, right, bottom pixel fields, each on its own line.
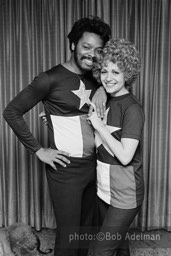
left=3, top=17, right=111, bottom=256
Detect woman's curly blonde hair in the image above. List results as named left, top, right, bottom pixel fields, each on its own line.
left=93, top=38, right=141, bottom=87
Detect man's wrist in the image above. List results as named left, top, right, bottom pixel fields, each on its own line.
left=35, top=147, right=43, bottom=156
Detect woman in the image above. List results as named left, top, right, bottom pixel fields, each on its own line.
left=88, top=39, right=145, bottom=256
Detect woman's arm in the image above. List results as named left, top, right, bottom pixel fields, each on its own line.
left=88, top=111, right=139, bottom=165
left=88, top=86, right=107, bottom=118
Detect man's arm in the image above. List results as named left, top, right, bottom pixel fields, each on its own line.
left=3, top=72, right=70, bottom=170
left=3, top=73, right=50, bottom=153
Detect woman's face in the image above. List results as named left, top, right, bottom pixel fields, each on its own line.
left=100, top=61, right=128, bottom=97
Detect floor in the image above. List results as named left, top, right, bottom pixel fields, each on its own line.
left=35, top=228, right=171, bottom=256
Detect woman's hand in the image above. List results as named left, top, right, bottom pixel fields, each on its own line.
left=35, top=147, right=70, bottom=170
left=39, top=111, right=48, bottom=125
left=88, top=86, right=107, bottom=118
left=87, top=108, right=105, bottom=130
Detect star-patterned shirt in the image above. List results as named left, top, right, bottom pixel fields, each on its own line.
left=96, top=93, right=145, bottom=209
left=72, top=80, right=92, bottom=109
left=3, top=64, right=99, bottom=156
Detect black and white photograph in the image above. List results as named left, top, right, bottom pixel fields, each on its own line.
left=0, top=0, right=171, bottom=255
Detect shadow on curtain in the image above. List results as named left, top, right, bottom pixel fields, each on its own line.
left=0, top=0, right=171, bottom=231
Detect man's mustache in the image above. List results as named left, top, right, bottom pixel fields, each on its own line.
left=81, top=56, right=97, bottom=62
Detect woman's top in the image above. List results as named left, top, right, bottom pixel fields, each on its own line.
left=96, top=93, right=145, bottom=209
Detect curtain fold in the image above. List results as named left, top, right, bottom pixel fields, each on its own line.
left=0, top=0, right=171, bottom=231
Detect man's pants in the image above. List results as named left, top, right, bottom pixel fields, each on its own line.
left=46, top=156, right=96, bottom=256
left=89, top=198, right=141, bottom=256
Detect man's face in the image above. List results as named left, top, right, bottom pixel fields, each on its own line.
left=73, top=32, right=103, bottom=73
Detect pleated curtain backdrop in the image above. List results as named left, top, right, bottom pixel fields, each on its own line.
left=0, top=0, right=171, bottom=231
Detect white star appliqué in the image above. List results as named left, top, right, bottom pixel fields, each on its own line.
left=72, top=80, right=92, bottom=109
left=95, top=108, right=121, bottom=156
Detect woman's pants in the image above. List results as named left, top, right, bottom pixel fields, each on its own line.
left=90, top=197, right=141, bottom=256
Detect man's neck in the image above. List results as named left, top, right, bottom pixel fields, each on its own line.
left=62, top=57, right=86, bottom=75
